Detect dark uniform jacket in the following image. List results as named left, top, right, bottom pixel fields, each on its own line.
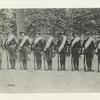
left=31, top=37, right=43, bottom=52
left=95, top=40, right=100, bottom=55
left=43, top=39, right=54, bottom=52
left=4, top=37, right=18, bottom=50
left=57, top=36, right=68, bottom=53
left=18, top=37, right=30, bottom=61
left=70, top=38, right=81, bottom=49
left=42, top=37, right=54, bottom=61
left=82, top=37, right=95, bottom=58
left=70, top=37, right=81, bottom=57
left=19, top=38, right=30, bottom=48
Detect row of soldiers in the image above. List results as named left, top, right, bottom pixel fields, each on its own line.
left=1, top=30, right=100, bottom=72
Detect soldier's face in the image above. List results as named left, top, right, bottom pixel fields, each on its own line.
left=74, top=33, right=77, bottom=37
left=21, top=33, right=25, bottom=38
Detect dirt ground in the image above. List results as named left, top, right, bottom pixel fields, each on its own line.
left=0, top=51, right=100, bottom=93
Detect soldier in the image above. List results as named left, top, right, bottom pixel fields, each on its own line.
left=82, top=32, right=95, bottom=72
left=31, top=31, right=43, bottom=70
left=19, top=32, right=30, bottom=70
left=43, top=31, right=54, bottom=70
left=70, top=32, right=81, bottom=71
left=4, top=32, right=18, bottom=69
left=57, top=31, right=68, bottom=71
left=0, top=34, right=3, bottom=69
left=95, top=38, right=100, bottom=72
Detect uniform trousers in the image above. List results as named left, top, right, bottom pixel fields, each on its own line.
left=45, top=48, right=52, bottom=70
left=72, top=48, right=80, bottom=71
left=59, top=49, right=66, bottom=70
left=35, top=48, right=42, bottom=69
left=85, top=49, right=94, bottom=71
left=20, top=47, right=28, bottom=69
left=8, top=45, right=16, bottom=69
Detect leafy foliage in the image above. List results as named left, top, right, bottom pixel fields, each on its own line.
left=24, top=8, right=100, bottom=36
left=0, top=8, right=100, bottom=37
left=0, top=9, right=16, bottom=36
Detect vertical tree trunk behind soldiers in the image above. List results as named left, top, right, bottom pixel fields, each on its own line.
left=16, top=9, right=25, bottom=37
left=16, top=9, right=25, bottom=70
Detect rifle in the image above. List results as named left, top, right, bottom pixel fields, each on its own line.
left=71, top=55, right=73, bottom=71
left=57, top=53, right=60, bottom=71
left=43, top=53, right=46, bottom=70
left=20, top=58, right=22, bottom=70
left=98, top=55, right=100, bottom=72
left=84, top=54, right=86, bottom=71
left=33, top=52, right=36, bottom=70
left=96, top=50, right=100, bottom=72
left=19, top=48, right=22, bottom=70
left=6, top=50, right=9, bottom=69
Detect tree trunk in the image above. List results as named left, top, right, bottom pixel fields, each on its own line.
left=16, top=9, right=25, bottom=38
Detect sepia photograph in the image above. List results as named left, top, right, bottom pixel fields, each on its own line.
left=0, top=8, right=100, bottom=93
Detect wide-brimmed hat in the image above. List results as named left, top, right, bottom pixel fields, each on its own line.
left=72, top=30, right=79, bottom=36
left=20, top=31, right=26, bottom=35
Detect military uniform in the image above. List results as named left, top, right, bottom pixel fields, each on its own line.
left=70, top=34, right=81, bottom=71
left=57, top=34, right=68, bottom=70
left=4, top=33, right=18, bottom=69
left=19, top=35, right=30, bottom=70
left=31, top=35, right=43, bottom=70
left=95, top=40, right=100, bottom=71
left=82, top=36, right=95, bottom=71
left=43, top=35, right=54, bottom=70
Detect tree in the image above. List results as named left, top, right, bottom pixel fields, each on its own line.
left=16, top=9, right=25, bottom=37
left=0, top=8, right=100, bottom=38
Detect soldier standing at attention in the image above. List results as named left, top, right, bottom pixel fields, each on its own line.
left=31, top=31, right=43, bottom=70
left=19, top=32, right=30, bottom=70
left=70, top=32, right=81, bottom=71
left=43, top=31, right=54, bottom=70
left=82, top=32, right=95, bottom=72
left=57, top=31, right=68, bottom=71
left=4, top=32, right=18, bottom=69
left=95, top=37, right=100, bottom=72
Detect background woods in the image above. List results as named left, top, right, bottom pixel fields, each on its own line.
left=0, top=8, right=100, bottom=38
